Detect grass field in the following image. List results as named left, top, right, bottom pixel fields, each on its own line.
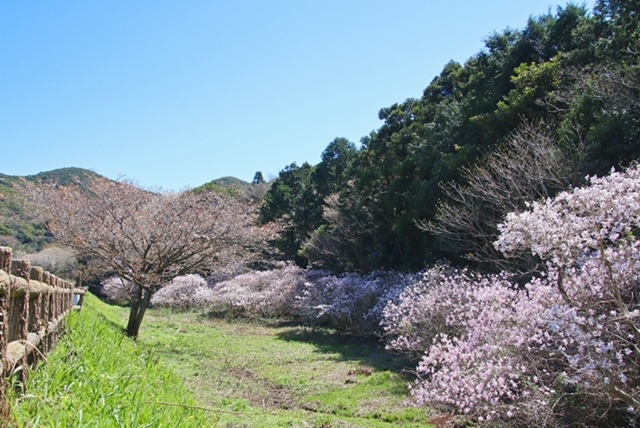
left=10, top=294, right=431, bottom=427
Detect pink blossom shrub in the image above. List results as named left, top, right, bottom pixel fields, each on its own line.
left=384, top=264, right=640, bottom=425
left=381, top=264, right=457, bottom=358
left=381, top=267, right=557, bottom=420
left=381, top=165, right=640, bottom=425
left=295, top=270, right=420, bottom=334
left=199, top=264, right=306, bottom=319
left=100, top=275, right=136, bottom=304
left=150, top=274, right=208, bottom=310
left=495, top=165, right=640, bottom=422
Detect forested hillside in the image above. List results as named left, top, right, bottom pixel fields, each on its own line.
left=261, top=0, right=640, bottom=273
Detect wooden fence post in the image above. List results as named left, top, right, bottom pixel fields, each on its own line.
left=49, top=277, right=58, bottom=349
left=0, top=248, right=10, bottom=273
left=29, top=268, right=43, bottom=330
left=0, top=248, right=11, bottom=417
left=0, top=248, right=11, bottom=364
left=28, top=268, right=43, bottom=367
left=11, top=260, right=31, bottom=385
left=42, top=272, right=52, bottom=353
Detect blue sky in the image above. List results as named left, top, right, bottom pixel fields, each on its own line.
left=1, top=1, right=595, bottom=190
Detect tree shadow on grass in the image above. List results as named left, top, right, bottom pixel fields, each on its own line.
left=276, top=327, right=415, bottom=377
left=93, top=312, right=131, bottom=337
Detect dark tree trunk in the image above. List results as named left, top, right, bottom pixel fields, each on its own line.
left=126, top=286, right=152, bottom=338
left=126, top=287, right=142, bottom=336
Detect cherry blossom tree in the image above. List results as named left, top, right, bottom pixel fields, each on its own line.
left=25, top=177, right=276, bottom=337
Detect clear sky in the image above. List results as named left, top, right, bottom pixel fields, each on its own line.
left=1, top=1, right=595, bottom=190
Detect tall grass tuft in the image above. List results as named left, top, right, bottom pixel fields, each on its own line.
left=9, top=293, right=213, bottom=427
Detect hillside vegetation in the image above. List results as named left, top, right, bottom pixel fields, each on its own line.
left=6, top=1, right=640, bottom=426
left=0, top=168, right=101, bottom=251
left=194, top=176, right=250, bottom=192
left=0, top=167, right=253, bottom=254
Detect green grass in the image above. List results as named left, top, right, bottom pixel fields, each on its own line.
left=9, top=296, right=432, bottom=427
left=9, top=294, right=213, bottom=427
left=138, top=310, right=430, bottom=427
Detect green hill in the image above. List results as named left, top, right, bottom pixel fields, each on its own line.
left=193, top=176, right=251, bottom=195
left=25, top=167, right=101, bottom=186
left=0, top=167, right=102, bottom=251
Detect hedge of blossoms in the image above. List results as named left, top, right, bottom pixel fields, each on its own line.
left=151, top=265, right=420, bottom=334
left=150, top=274, right=209, bottom=310
left=150, top=265, right=303, bottom=317
left=379, top=165, right=640, bottom=425
left=294, top=270, right=421, bottom=334
left=200, top=265, right=307, bottom=319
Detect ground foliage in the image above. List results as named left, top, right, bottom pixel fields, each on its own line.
left=12, top=294, right=430, bottom=427
left=138, top=309, right=429, bottom=427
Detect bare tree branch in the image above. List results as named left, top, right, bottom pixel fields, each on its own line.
left=420, top=121, right=585, bottom=273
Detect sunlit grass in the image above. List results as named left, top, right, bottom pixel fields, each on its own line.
left=139, top=309, right=430, bottom=427
left=9, top=294, right=213, bottom=427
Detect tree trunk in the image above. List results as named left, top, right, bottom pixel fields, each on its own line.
left=126, top=287, right=142, bottom=337
left=133, top=289, right=152, bottom=336
left=126, top=286, right=152, bottom=338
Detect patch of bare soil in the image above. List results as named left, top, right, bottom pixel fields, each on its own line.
left=227, top=366, right=296, bottom=410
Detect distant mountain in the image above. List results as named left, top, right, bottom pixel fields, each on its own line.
left=24, top=167, right=102, bottom=186
left=0, top=167, right=104, bottom=251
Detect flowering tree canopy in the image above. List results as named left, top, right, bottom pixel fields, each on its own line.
left=495, top=165, right=640, bottom=416
left=24, top=177, right=276, bottom=337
